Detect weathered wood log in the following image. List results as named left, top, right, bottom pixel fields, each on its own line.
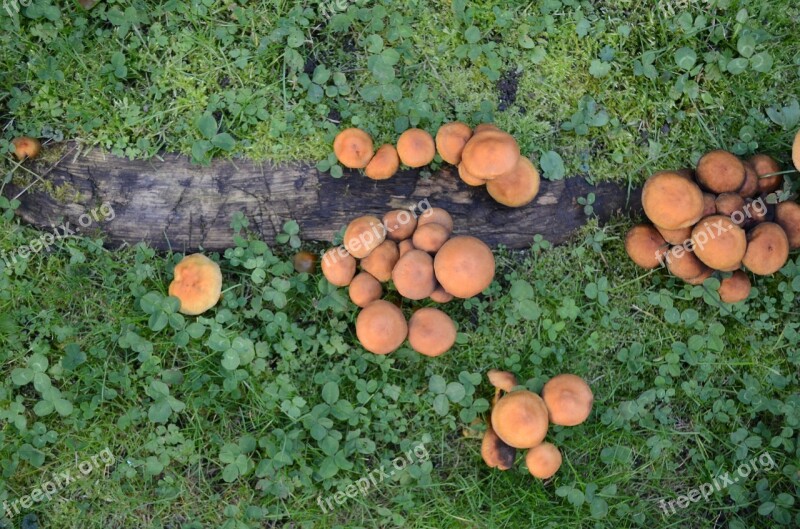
left=5, top=143, right=642, bottom=251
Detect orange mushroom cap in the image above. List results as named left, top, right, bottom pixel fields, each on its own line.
left=718, top=270, right=751, bottom=304
left=429, top=284, right=453, bottom=303
left=460, top=131, right=520, bottom=180
left=417, top=207, right=454, bottom=235
left=383, top=209, right=418, bottom=241
left=793, top=130, right=800, bottom=171
left=435, top=122, right=473, bottom=165
left=397, top=128, right=435, bottom=168
left=392, top=249, right=437, bottom=300
left=355, top=300, right=408, bottom=355
left=775, top=201, right=800, bottom=249
left=525, top=442, right=563, bottom=479
left=412, top=223, right=450, bottom=253
left=293, top=251, right=318, bottom=273
left=457, top=162, right=488, bottom=186
left=624, top=225, right=668, bottom=269
left=168, top=254, right=223, bottom=316
left=12, top=137, right=41, bottom=161
left=690, top=215, right=747, bottom=271
left=407, top=307, right=457, bottom=357
left=696, top=150, right=745, bottom=193
left=360, top=240, right=399, bottom=282
left=321, top=247, right=357, bottom=287
left=364, top=144, right=400, bottom=180
left=487, top=370, right=518, bottom=392
left=642, top=171, right=705, bottom=229
left=433, top=236, right=495, bottom=298
left=343, top=215, right=386, bottom=259
left=541, top=374, right=593, bottom=426
left=333, top=128, right=374, bottom=169
left=481, top=425, right=516, bottom=471
left=749, top=154, right=783, bottom=194
left=737, top=161, right=759, bottom=198
left=348, top=272, right=383, bottom=308
left=742, top=222, right=789, bottom=276
left=486, top=157, right=541, bottom=208
left=490, top=390, right=549, bottom=449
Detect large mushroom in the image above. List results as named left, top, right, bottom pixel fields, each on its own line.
left=321, top=247, right=357, bottom=287
left=365, top=144, right=400, bottom=180
left=690, top=215, right=747, bottom=271
left=541, top=374, right=593, bottom=427
left=333, top=128, right=374, bottom=169
left=641, top=171, right=705, bottom=229
left=397, top=128, right=435, bottom=168
left=434, top=236, right=495, bottom=298
left=696, top=150, right=745, bottom=193
left=355, top=300, right=408, bottom=355
left=460, top=130, right=520, bottom=180
left=485, top=156, right=541, bottom=208
left=525, top=442, right=563, bottom=479
left=168, top=254, right=223, bottom=316
left=490, top=390, right=549, bottom=449
left=343, top=215, right=386, bottom=259
left=407, top=307, right=457, bottom=357
left=742, top=222, right=789, bottom=275
left=624, top=225, right=668, bottom=269
left=435, top=122, right=473, bottom=165
left=392, top=249, right=437, bottom=300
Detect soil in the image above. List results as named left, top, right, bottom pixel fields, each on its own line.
left=497, top=69, right=522, bottom=111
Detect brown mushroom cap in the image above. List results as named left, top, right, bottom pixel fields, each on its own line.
left=429, top=284, right=453, bottom=303
left=486, top=157, right=541, bottom=208
left=417, top=207, right=454, bottom=235
left=656, top=225, right=692, bottom=246
left=360, top=240, right=399, bottom=282
left=624, top=225, right=668, bottom=269
left=458, top=162, right=488, bottom=186
left=397, top=128, right=435, bottom=168
left=392, top=249, right=437, bottom=300
left=525, top=442, right=563, bottom=479
left=666, top=246, right=711, bottom=281
left=348, top=272, right=383, bottom=308
left=718, top=270, right=751, bottom=304
left=716, top=192, right=746, bottom=218
left=750, top=154, right=783, bottom=194
left=344, top=215, right=386, bottom=259
left=793, top=130, right=800, bottom=171
left=775, top=201, right=800, bottom=249
left=412, top=223, right=450, bottom=253
left=12, top=137, right=41, bottom=160
left=435, top=122, right=473, bottom=165
left=742, top=222, right=790, bottom=276
left=481, top=425, right=516, bottom=471
left=398, top=238, right=415, bottom=257
left=746, top=198, right=769, bottom=224
left=487, top=370, right=518, bottom=392
left=684, top=266, right=715, bottom=286
left=460, top=131, right=521, bottom=180
left=691, top=215, right=747, bottom=271
left=407, top=307, right=457, bottom=357
left=541, top=374, right=593, bottom=426
left=383, top=209, right=418, bottom=241
left=333, top=128, right=373, bottom=169
left=364, top=144, right=400, bottom=180
left=702, top=193, right=717, bottom=217
left=738, top=161, right=759, bottom=198
left=168, top=253, right=223, bottom=316
left=321, top=247, right=357, bottom=286
left=491, top=390, right=550, bottom=449
left=696, top=150, right=745, bottom=193
left=642, top=171, right=705, bottom=229
left=293, top=251, right=318, bottom=273
left=434, top=236, right=495, bottom=298
left=355, top=300, right=408, bottom=355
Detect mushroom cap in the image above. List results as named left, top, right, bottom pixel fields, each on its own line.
left=168, top=253, right=223, bottom=315
left=485, top=156, right=541, bottom=208
left=292, top=251, right=318, bottom=273
left=458, top=162, right=488, bottom=186
left=434, top=236, right=495, bottom=298
left=684, top=266, right=715, bottom=286
left=407, top=307, right=457, bottom=357
left=718, top=270, right=751, bottom=304
left=417, top=207, right=454, bottom=235
left=435, top=122, right=473, bottom=165
left=429, top=284, right=453, bottom=303
left=12, top=137, right=41, bottom=160
left=481, top=425, right=516, bottom=471
left=775, top=201, right=800, bottom=249
left=412, top=223, right=450, bottom=253
left=525, top=442, right=563, bottom=479
left=355, top=300, right=408, bottom=355
left=541, top=374, right=594, bottom=426
left=398, top=238, right=415, bottom=257
left=624, top=224, right=668, bottom=269
left=793, top=130, right=800, bottom=171
left=696, top=150, right=745, bottom=193
left=360, top=240, right=399, bottom=282
left=642, top=171, right=705, bottom=229
left=746, top=198, right=769, bottom=223
left=344, top=215, right=386, bottom=259
left=364, top=144, right=400, bottom=180
left=742, top=222, right=790, bottom=275
left=397, top=128, right=435, bottom=168
left=460, top=130, right=521, bottom=180
left=333, top=128, right=374, bottom=169
left=738, top=161, right=759, bottom=198
left=691, top=215, right=747, bottom=271
left=655, top=225, right=692, bottom=246
left=666, top=246, right=711, bottom=281
left=392, top=249, right=437, bottom=300
left=348, top=272, right=383, bottom=308
left=487, top=369, right=518, bottom=392
left=749, top=154, right=783, bottom=194
left=702, top=193, right=717, bottom=217
left=716, top=192, right=746, bottom=217
left=383, top=209, right=418, bottom=241
left=474, top=123, right=501, bottom=134
left=491, top=390, right=550, bottom=449
left=321, top=247, right=357, bottom=286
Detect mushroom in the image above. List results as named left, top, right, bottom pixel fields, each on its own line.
left=473, top=123, right=501, bottom=134
left=333, top=128, right=374, bottom=169
left=412, top=223, right=450, bottom=253
left=435, top=122, right=473, bottom=165
left=696, top=150, right=745, bottom=193
left=364, top=144, right=400, bottom=180
left=396, top=128, right=435, bottom=168
left=742, top=222, right=789, bottom=276
left=793, top=129, right=800, bottom=171
left=383, top=209, right=418, bottom=241
left=434, top=236, right=495, bottom=298
left=481, top=425, right=516, bottom=471
left=460, top=130, right=520, bottom=180
left=491, top=390, right=549, bottom=449
left=398, top=239, right=415, bottom=257
left=684, top=267, right=715, bottom=286
left=701, top=193, right=717, bottom=217
left=407, top=307, right=457, bottom=357
left=666, top=246, right=711, bottom=282
left=641, top=171, right=705, bottom=229
left=715, top=193, right=746, bottom=218
left=344, top=215, right=386, bottom=259
left=485, top=156, right=541, bottom=208
left=417, top=207, right=454, bottom=235
left=691, top=215, right=747, bottom=271
left=355, top=300, right=408, bottom=355
left=293, top=251, right=317, bottom=273
left=749, top=154, right=783, bottom=194
left=168, top=253, right=223, bottom=315
left=656, top=225, right=692, bottom=246
left=360, top=240, right=399, bottom=282
left=737, top=161, right=759, bottom=198
left=487, top=370, right=518, bottom=392
left=718, top=270, right=751, bottom=304
left=775, top=201, right=800, bottom=249
left=391, top=249, right=437, bottom=300
left=429, top=284, right=453, bottom=303
left=349, top=272, right=383, bottom=308
left=624, top=225, right=668, bottom=269
left=525, top=442, right=563, bottom=479
left=457, top=162, right=488, bottom=186
left=541, top=374, right=594, bottom=426
left=12, top=137, right=41, bottom=160
left=321, top=247, right=357, bottom=286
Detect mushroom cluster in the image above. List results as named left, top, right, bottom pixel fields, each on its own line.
left=626, top=148, right=799, bottom=304
left=481, top=370, right=593, bottom=479
left=321, top=207, right=495, bottom=357
left=332, top=123, right=540, bottom=208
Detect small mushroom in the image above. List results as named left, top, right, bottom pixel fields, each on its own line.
left=412, top=223, right=450, bottom=253
left=715, top=193, right=746, bottom=218
left=435, top=122, right=473, bottom=165
left=718, top=270, right=751, bottom=304
left=407, top=307, right=457, bottom=357
left=168, top=254, right=223, bottom=315
left=392, top=249, right=437, bottom=300
left=434, top=236, right=495, bottom=299
left=398, top=239, right=415, bottom=257
left=429, top=285, right=453, bottom=303
left=457, top=162, right=488, bottom=186
left=460, top=130, right=520, bottom=180
left=487, top=370, right=518, bottom=392
left=473, top=123, right=501, bottom=134
left=355, top=300, right=408, bottom=355
left=293, top=251, right=318, bottom=273
left=365, top=144, right=400, bottom=180
left=624, top=225, right=668, bottom=269
left=793, top=130, right=800, bottom=171
left=344, top=215, right=386, bottom=259
left=485, top=156, right=541, bottom=208
left=691, top=215, right=747, bottom=271
left=490, top=390, right=549, bottom=449
left=12, top=137, right=41, bottom=160
left=775, top=201, right=800, bottom=249
left=641, top=171, right=705, bottom=229
left=701, top=193, right=717, bottom=217
left=742, top=222, right=789, bottom=276
left=749, top=154, right=783, bottom=194
left=417, top=207, right=454, bottom=235
left=696, top=150, right=745, bottom=193
left=360, top=240, right=399, bottom=282
left=397, top=128, right=435, bottom=168
left=655, top=225, right=692, bottom=246
left=481, top=425, right=516, bottom=471
left=321, top=247, right=357, bottom=286
left=666, top=246, right=711, bottom=282
left=541, top=374, right=593, bottom=427
left=333, top=128, right=374, bottom=169
left=684, top=267, right=715, bottom=286
left=383, top=209, right=418, bottom=241
left=737, top=161, right=759, bottom=198
left=348, top=272, right=383, bottom=308
left=525, top=442, right=563, bottom=479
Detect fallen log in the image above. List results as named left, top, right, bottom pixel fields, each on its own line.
left=5, top=143, right=642, bottom=250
